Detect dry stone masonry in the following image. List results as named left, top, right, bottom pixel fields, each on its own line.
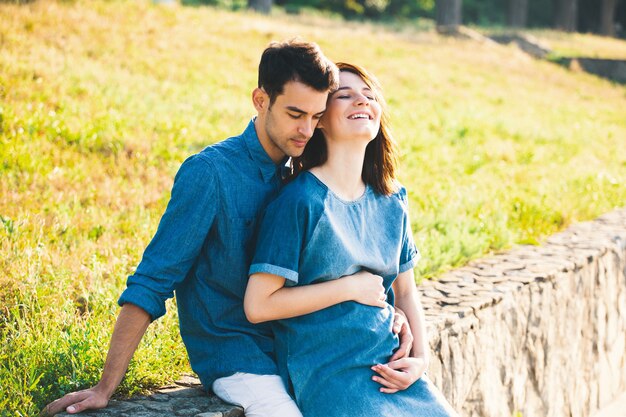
left=58, top=209, right=626, bottom=417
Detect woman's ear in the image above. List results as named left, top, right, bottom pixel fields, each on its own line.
left=252, top=88, right=268, bottom=113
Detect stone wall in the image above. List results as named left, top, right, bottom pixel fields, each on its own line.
left=423, top=208, right=626, bottom=417
left=57, top=209, right=626, bottom=417
left=565, top=58, right=626, bottom=84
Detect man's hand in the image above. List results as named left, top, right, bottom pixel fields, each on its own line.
left=390, top=309, right=413, bottom=361
left=370, top=357, right=427, bottom=394
left=42, top=385, right=110, bottom=416
left=345, top=271, right=387, bottom=308
left=42, top=304, right=151, bottom=416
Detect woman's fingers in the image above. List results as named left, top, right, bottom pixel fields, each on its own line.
left=352, top=272, right=387, bottom=308
left=372, top=374, right=402, bottom=390
left=371, top=363, right=412, bottom=389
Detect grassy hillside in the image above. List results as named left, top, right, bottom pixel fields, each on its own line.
left=1, top=0, right=625, bottom=415
left=528, top=29, right=626, bottom=58
left=483, top=27, right=626, bottom=59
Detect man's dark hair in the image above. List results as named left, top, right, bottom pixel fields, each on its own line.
left=258, top=39, right=338, bottom=105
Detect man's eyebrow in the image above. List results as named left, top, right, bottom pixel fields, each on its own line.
left=285, top=106, right=306, bottom=114
left=285, top=106, right=326, bottom=116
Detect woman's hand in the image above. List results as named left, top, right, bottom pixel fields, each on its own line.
left=370, top=356, right=428, bottom=393
left=345, top=271, right=387, bottom=308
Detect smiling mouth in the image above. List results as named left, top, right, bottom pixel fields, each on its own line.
left=348, top=113, right=372, bottom=120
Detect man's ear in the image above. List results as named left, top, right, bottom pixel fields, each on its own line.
left=252, top=88, right=268, bottom=113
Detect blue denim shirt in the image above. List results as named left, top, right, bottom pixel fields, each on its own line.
left=118, top=120, right=282, bottom=388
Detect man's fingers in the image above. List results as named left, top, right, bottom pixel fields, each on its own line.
left=66, top=401, right=85, bottom=414
left=388, top=350, right=402, bottom=362
left=389, top=342, right=410, bottom=361
left=44, top=393, right=86, bottom=416
left=67, top=395, right=107, bottom=414
left=43, top=390, right=108, bottom=416
left=391, top=312, right=407, bottom=335
left=392, top=313, right=402, bottom=333
left=392, top=315, right=413, bottom=360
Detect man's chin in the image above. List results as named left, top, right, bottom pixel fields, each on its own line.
left=286, top=143, right=308, bottom=158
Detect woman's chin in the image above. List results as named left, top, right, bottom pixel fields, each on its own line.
left=343, top=128, right=378, bottom=142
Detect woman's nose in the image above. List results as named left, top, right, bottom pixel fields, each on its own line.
left=354, top=93, right=369, bottom=106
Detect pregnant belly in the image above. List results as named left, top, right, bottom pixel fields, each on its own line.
left=277, top=302, right=399, bottom=402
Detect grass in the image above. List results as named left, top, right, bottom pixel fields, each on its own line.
left=482, top=27, right=626, bottom=59
left=526, top=29, right=626, bottom=59
left=1, top=0, right=626, bottom=415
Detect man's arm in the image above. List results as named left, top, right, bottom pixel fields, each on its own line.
left=44, top=155, right=219, bottom=414
left=44, top=304, right=151, bottom=415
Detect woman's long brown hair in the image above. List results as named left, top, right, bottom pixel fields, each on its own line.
left=289, top=62, right=399, bottom=196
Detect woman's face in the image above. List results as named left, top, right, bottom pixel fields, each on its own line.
left=318, top=71, right=382, bottom=143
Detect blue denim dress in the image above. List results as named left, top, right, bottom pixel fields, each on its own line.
left=250, top=172, right=456, bottom=417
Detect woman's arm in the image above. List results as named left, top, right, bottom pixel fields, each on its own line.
left=371, top=268, right=429, bottom=393
left=244, top=271, right=387, bottom=324
left=392, top=269, right=429, bottom=361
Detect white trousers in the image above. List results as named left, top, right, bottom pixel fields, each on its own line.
left=212, top=372, right=303, bottom=417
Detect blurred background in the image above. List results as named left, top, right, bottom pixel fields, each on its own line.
left=190, top=0, right=626, bottom=38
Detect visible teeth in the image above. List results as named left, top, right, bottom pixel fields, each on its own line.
left=349, top=114, right=369, bottom=120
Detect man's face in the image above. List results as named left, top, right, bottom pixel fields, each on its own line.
left=255, top=81, right=329, bottom=162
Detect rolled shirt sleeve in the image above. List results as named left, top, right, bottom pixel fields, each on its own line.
left=248, top=192, right=312, bottom=286
left=398, top=186, right=420, bottom=273
left=118, top=154, right=218, bottom=321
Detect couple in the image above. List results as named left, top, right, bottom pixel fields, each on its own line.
left=45, top=40, right=457, bottom=417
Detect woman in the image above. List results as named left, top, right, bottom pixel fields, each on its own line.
left=244, top=63, right=457, bottom=417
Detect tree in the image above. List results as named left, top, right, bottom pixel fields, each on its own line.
left=555, top=0, right=578, bottom=31
left=248, top=0, right=272, bottom=13
left=600, top=0, right=618, bottom=36
left=436, top=0, right=463, bottom=30
left=508, top=0, right=529, bottom=27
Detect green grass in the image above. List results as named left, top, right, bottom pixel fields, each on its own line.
left=1, top=0, right=626, bottom=415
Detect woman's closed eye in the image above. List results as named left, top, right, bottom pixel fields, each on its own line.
left=336, top=93, right=376, bottom=101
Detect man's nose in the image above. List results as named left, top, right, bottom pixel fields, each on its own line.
left=298, top=119, right=314, bottom=138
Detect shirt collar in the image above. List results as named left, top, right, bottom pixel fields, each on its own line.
left=241, top=118, right=285, bottom=183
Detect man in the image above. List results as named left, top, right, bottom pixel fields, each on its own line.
left=45, top=40, right=412, bottom=417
